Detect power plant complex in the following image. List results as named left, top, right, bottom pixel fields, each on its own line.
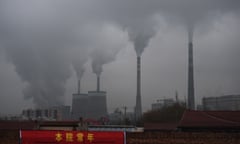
left=21, top=35, right=196, bottom=121
left=72, top=76, right=107, bottom=120
left=19, top=22, right=199, bottom=121
left=16, top=35, right=240, bottom=123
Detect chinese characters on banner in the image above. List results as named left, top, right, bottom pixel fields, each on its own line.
left=20, top=130, right=125, bottom=144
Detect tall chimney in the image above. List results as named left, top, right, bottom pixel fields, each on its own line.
left=78, top=79, right=81, bottom=94
left=188, top=42, right=195, bottom=110
left=97, top=75, right=100, bottom=92
left=135, top=56, right=142, bottom=120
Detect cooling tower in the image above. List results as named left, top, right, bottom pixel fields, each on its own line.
left=87, top=91, right=107, bottom=119
left=72, top=93, right=88, bottom=120
left=188, top=41, right=195, bottom=110
left=72, top=80, right=88, bottom=120
left=86, top=75, right=107, bottom=119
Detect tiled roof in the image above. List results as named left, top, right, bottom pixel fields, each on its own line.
left=179, top=110, right=240, bottom=128
left=39, top=121, right=79, bottom=126
left=0, top=120, right=80, bottom=130
left=0, top=121, right=36, bottom=130
left=144, top=122, right=178, bottom=131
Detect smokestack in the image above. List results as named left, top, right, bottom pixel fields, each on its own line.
left=78, top=79, right=81, bottom=94
left=135, top=56, right=142, bottom=120
left=188, top=42, right=195, bottom=110
left=175, top=90, right=179, bottom=104
left=97, top=75, right=100, bottom=92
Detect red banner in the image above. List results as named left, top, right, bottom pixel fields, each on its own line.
left=21, top=130, right=125, bottom=144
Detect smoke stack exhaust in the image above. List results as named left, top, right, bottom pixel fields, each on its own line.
left=78, top=79, right=81, bottom=94
left=135, top=56, right=142, bottom=120
left=188, top=42, right=195, bottom=110
left=97, top=75, right=100, bottom=92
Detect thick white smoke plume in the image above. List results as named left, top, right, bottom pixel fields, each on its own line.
left=71, top=43, right=88, bottom=80
left=128, top=21, right=157, bottom=57
left=90, top=24, right=128, bottom=76
left=0, top=0, right=93, bottom=108
left=0, top=1, right=75, bottom=108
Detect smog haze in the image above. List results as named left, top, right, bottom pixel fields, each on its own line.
left=0, top=0, right=240, bottom=114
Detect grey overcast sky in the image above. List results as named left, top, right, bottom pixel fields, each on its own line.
left=0, top=0, right=240, bottom=114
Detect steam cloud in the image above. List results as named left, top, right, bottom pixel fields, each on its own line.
left=72, top=47, right=88, bottom=80
left=91, top=49, right=110, bottom=76
left=128, top=23, right=156, bottom=57
left=91, top=24, right=128, bottom=76
left=0, top=0, right=85, bottom=108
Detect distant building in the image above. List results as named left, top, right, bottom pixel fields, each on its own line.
left=54, top=105, right=71, bottom=120
left=152, top=98, right=175, bottom=110
left=108, top=111, right=123, bottom=124
left=197, top=104, right=203, bottom=110
left=108, top=110, right=135, bottom=125
left=202, top=95, right=240, bottom=110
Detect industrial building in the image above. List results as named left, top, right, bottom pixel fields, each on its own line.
left=21, top=105, right=71, bottom=121
left=72, top=91, right=107, bottom=120
left=202, top=95, right=240, bottom=111
left=71, top=76, right=108, bottom=120
left=151, top=98, right=175, bottom=110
